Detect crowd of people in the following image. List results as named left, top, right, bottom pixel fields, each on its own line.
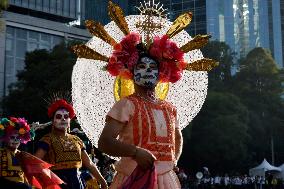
left=176, top=169, right=284, bottom=189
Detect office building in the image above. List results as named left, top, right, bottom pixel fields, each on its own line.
left=0, top=0, right=91, bottom=99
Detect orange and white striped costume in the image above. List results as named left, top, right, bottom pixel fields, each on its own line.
left=107, top=94, right=181, bottom=189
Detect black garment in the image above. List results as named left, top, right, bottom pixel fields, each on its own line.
left=53, top=168, right=85, bottom=189
left=0, top=177, right=32, bottom=189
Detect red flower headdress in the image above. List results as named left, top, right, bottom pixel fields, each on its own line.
left=47, top=99, right=75, bottom=119
left=107, top=33, right=141, bottom=80
left=0, top=117, right=35, bottom=144
left=106, top=33, right=186, bottom=83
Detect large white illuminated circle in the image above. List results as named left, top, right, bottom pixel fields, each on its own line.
left=72, top=15, right=208, bottom=147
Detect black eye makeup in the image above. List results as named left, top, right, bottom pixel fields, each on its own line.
left=55, top=114, right=70, bottom=119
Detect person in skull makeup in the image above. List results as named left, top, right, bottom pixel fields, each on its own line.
left=0, top=117, right=64, bottom=189
left=0, top=117, right=33, bottom=189
left=98, top=33, right=184, bottom=189
left=35, top=99, right=108, bottom=189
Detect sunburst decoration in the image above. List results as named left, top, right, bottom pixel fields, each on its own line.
left=135, top=0, right=167, bottom=47
left=136, top=0, right=168, bottom=18
left=71, top=1, right=218, bottom=148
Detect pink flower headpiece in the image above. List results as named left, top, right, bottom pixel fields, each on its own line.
left=0, top=117, right=35, bottom=144
left=106, top=33, right=186, bottom=83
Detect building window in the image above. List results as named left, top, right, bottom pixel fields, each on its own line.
left=43, top=0, right=50, bottom=12
left=4, top=26, right=64, bottom=95
left=36, top=0, right=43, bottom=11
left=56, top=0, right=63, bottom=15
left=29, top=0, right=36, bottom=9
left=50, top=0, right=56, bottom=13
left=63, top=0, right=70, bottom=17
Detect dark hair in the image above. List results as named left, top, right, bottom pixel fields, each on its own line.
left=136, top=43, right=159, bottom=65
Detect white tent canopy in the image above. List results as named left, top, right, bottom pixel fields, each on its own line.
left=249, top=159, right=281, bottom=177
left=275, top=164, right=284, bottom=179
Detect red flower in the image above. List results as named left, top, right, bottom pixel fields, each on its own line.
left=107, top=61, right=124, bottom=76
left=10, top=117, right=18, bottom=123
left=149, top=35, right=185, bottom=83
left=107, top=33, right=141, bottom=79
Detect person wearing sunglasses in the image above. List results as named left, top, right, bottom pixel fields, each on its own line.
left=35, top=99, right=108, bottom=189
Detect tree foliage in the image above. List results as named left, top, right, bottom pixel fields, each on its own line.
left=180, top=92, right=249, bottom=174
left=201, top=40, right=235, bottom=91
left=2, top=42, right=78, bottom=122
left=231, top=47, right=284, bottom=165
left=181, top=44, right=284, bottom=174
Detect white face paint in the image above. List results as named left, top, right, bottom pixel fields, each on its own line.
left=7, top=133, right=21, bottom=150
left=134, top=57, right=159, bottom=88
left=53, top=109, right=70, bottom=131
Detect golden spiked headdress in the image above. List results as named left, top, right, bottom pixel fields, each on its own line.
left=72, top=1, right=217, bottom=101
left=72, top=2, right=217, bottom=75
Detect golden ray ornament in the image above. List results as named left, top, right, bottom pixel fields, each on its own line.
left=108, top=1, right=130, bottom=36
left=180, top=34, right=211, bottom=53
left=166, top=12, right=193, bottom=39
left=186, top=58, right=219, bottom=71
left=85, top=20, right=117, bottom=46
left=71, top=44, right=109, bottom=62
left=114, top=76, right=169, bottom=101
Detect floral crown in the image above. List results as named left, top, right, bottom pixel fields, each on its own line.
left=47, top=99, right=75, bottom=119
left=0, top=117, right=35, bottom=144
left=72, top=1, right=218, bottom=84
left=107, top=33, right=186, bottom=83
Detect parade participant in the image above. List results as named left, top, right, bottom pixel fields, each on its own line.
left=35, top=99, right=108, bottom=189
left=98, top=34, right=184, bottom=189
left=0, top=117, right=63, bottom=189
left=71, top=1, right=218, bottom=188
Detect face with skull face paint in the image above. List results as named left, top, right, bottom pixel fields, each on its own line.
left=6, top=132, right=21, bottom=150
left=133, top=56, right=159, bottom=88
left=53, top=109, right=70, bottom=131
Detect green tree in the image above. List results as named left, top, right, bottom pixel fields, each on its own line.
left=232, top=47, right=284, bottom=165
left=201, top=40, right=236, bottom=91
left=180, top=92, right=249, bottom=174
left=2, top=42, right=78, bottom=122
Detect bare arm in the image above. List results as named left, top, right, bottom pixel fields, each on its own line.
left=98, top=117, right=156, bottom=169
left=82, top=150, right=108, bottom=189
left=175, top=127, right=183, bottom=164
left=98, top=117, right=137, bottom=157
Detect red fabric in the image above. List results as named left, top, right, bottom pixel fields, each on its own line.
left=16, top=151, right=64, bottom=189
left=47, top=99, right=75, bottom=119
left=119, top=165, right=157, bottom=189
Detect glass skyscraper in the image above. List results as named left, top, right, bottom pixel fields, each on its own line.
left=207, top=0, right=283, bottom=68
left=267, top=0, right=284, bottom=68
left=207, top=0, right=270, bottom=59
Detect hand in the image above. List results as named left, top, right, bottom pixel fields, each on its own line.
left=133, top=147, right=156, bottom=170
